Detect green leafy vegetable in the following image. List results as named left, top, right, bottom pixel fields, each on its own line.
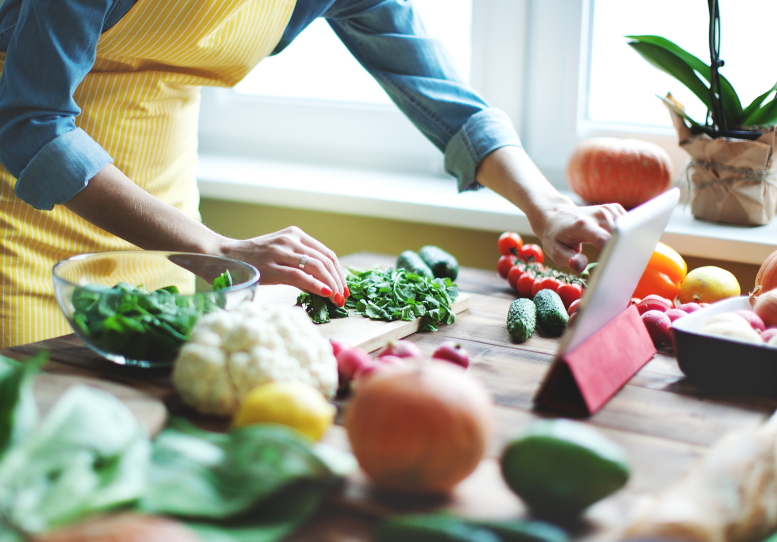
left=296, top=267, right=458, bottom=331
left=71, top=282, right=226, bottom=363
left=213, top=270, right=233, bottom=291
left=0, top=354, right=45, bottom=461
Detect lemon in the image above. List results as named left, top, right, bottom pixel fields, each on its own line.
left=500, top=419, right=629, bottom=515
left=678, top=266, right=740, bottom=304
left=233, top=381, right=336, bottom=441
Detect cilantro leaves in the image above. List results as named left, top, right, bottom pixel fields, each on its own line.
left=296, top=267, right=459, bottom=332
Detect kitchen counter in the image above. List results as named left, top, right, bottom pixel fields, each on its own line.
left=6, top=252, right=777, bottom=541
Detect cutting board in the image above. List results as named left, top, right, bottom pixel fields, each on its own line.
left=253, top=285, right=470, bottom=352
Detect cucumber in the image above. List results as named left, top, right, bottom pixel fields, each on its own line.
left=533, top=289, right=568, bottom=336
left=376, top=515, right=500, bottom=542
left=507, top=298, right=537, bottom=342
left=396, top=250, right=434, bottom=280
left=419, top=245, right=459, bottom=281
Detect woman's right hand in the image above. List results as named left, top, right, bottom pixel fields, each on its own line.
left=221, top=226, right=348, bottom=306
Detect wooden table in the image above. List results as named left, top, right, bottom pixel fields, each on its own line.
left=5, top=252, right=776, bottom=542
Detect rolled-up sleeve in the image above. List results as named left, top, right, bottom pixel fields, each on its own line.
left=322, top=0, right=521, bottom=191
left=0, top=0, right=114, bottom=210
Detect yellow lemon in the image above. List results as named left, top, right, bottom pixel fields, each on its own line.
left=678, top=266, right=741, bottom=304
left=233, top=381, right=336, bottom=441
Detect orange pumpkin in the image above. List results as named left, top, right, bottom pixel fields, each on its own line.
left=567, top=138, right=673, bottom=209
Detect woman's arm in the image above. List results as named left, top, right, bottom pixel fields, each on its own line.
left=475, top=147, right=626, bottom=272
left=63, top=165, right=348, bottom=303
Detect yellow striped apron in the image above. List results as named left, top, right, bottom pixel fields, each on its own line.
left=0, top=0, right=296, bottom=347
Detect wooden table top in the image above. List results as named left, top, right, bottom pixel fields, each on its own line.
left=4, top=252, right=776, bottom=542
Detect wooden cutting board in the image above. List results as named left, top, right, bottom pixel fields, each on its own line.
left=253, top=285, right=470, bottom=352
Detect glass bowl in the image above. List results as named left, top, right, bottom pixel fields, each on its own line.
left=53, top=251, right=260, bottom=368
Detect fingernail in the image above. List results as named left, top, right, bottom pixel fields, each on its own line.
left=344, top=286, right=350, bottom=299
left=338, top=297, right=346, bottom=308
left=334, top=293, right=344, bottom=305
left=321, top=285, right=333, bottom=296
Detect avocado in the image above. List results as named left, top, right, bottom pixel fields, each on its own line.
left=507, top=298, right=537, bottom=342
left=533, top=289, right=568, bottom=336
left=419, top=245, right=459, bottom=281
left=396, top=250, right=434, bottom=280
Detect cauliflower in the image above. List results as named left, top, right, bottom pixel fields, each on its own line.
left=172, top=302, right=338, bottom=416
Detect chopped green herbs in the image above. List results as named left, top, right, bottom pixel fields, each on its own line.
left=212, top=270, right=233, bottom=291
left=71, top=277, right=230, bottom=363
left=296, top=267, right=458, bottom=332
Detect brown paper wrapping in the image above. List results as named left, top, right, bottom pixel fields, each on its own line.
left=667, top=107, right=777, bottom=226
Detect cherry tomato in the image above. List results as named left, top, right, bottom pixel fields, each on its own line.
left=519, top=244, right=544, bottom=264
left=557, top=282, right=583, bottom=309
left=507, top=265, right=525, bottom=292
left=497, top=232, right=524, bottom=257
left=568, top=299, right=582, bottom=315
left=538, top=277, right=562, bottom=293
left=531, top=276, right=545, bottom=298
left=517, top=272, right=536, bottom=298
left=497, top=255, right=515, bottom=279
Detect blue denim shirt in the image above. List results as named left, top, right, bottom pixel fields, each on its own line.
left=0, top=0, right=521, bottom=211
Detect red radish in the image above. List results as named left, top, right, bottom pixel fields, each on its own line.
left=733, top=310, right=766, bottom=332
left=637, top=296, right=672, bottom=315
left=762, top=329, right=777, bottom=343
left=336, top=346, right=372, bottom=384
left=355, top=355, right=405, bottom=381
left=330, top=340, right=350, bottom=358
left=677, top=302, right=702, bottom=314
left=641, top=310, right=672, bottom=346
left=432, top=342, right=470, bottom=369
left=377, top=340, right=423, bottom=359
left=665, top=309, right=688, bottom=323
left=629, top=297, right=641, bottom=306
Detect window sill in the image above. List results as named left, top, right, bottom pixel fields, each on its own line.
left=197, top=155, right=776, bottom=266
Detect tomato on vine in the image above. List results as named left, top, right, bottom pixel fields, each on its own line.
left=517, top=272, right=536, bottom=298
left=519, top=244, right=544, bottom=264
left=497, top=232, right=524, bottom=257
left=557, top=282, right=583, bottom=310
left=507, top=265, right=525, bottom=291
left=497, top=255, right=515, bottom=279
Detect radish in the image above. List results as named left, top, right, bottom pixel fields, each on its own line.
left=376, top=340, right=423, bottom=359
left=336, top=346, right=372, bottom=385
left=641, top=310, right=672, bottom=346
left=733, top=310, right=766, bottom=332
left=432, top=342, right=470, bottom=369
left=665, top=309, right=688, bottom=323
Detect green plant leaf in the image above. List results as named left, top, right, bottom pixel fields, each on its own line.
left=0, top=354, right=45, bottom=460
left=743, top=95, right=777, bottom=127
left=742, top=82, right=777, bottom=126
left=627, top=35, right=743, bottom=124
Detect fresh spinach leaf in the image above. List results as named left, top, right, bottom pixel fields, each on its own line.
left=0, top=354, right=45, bottom=461
left=213, top=270, right=233, bottom=292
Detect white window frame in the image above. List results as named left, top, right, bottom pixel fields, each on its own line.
left=197, top=0, right=529, bottom=178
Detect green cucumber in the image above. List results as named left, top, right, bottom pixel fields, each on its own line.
left=507, top=298, right=537, bottom=342
left=396, top=250, right=434, bottom=280
left=419, top=245, right=459, bottom=281
left=533, top=289, right=568, bottom=337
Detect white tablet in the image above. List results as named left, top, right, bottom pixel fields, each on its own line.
left=555, top=187, right=680, bottom=357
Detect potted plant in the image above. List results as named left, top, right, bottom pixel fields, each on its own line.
left=628, top=0, right=777, bottom=226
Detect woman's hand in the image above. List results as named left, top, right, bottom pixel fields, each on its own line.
left=475, top=146, right=627, bottom=273
left=222, top=226, right=348, bottom=306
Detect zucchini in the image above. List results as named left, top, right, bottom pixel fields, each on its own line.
left=419, top=245, right=459, bottom=281
left=396, top=250, right=434, bottom=280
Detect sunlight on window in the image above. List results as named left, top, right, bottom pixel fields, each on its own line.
left=234, top=0, right=472, bottom=104
left=588, top=0, right=777, bottom=128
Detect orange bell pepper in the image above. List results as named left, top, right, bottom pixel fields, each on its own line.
left=633, top=242, right=687, bottom=301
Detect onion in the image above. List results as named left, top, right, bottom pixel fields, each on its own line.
left=345, top=361, right=493, bottom=493
left=753, top=290, right=777, bottom=329
left=750, top=249, right=777, bottom=304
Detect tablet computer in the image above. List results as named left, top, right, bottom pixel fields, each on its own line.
left=555, top=187, right=680, bottom=358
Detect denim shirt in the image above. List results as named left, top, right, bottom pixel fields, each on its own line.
left=0, top=0, right=521, bottom=211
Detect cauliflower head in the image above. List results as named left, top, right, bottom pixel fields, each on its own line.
left=172, top=302, right=337, bottom=416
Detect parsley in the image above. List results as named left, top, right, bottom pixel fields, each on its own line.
left=296, top=267, right=459, bottom=332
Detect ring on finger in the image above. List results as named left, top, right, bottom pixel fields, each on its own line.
left=299, top=255, right=309, bottom=270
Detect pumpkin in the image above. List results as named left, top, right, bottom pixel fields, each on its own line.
left=566, top=138, right=673, bottom=209
left=344, top=361, right=493, bottom=493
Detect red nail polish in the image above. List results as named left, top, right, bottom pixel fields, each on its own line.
left=338, top=297, right=346, bottom=308
left=344, top=286, right=350, bottom=299
left=322, top=286, right=333, bottom=296
left=334, top=293, right=344, bottom=305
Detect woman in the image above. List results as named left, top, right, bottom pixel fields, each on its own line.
left=0, top=0, right=624, bottom=348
